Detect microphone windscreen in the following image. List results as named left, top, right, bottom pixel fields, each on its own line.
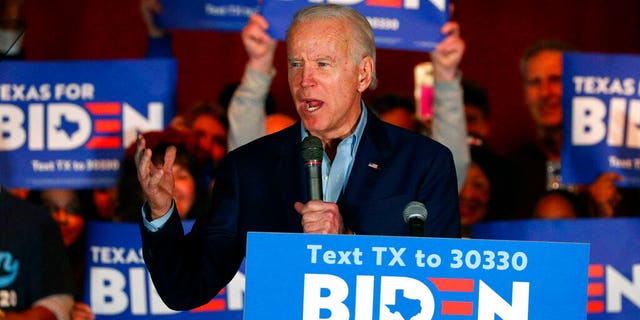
left=403, top=201, right=428, bottom=223
left=302, top=136, right=323, bottom=161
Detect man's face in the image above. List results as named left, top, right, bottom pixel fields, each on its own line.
left=287, top=18, right=372, bottom=141
left=523, top=50, right=563, bottom=129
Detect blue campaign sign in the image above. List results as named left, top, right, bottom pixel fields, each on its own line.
left=84, top=221, right=245, bottom=319
left=0, top=59, right=175, bottom=189
left=156, top=0, right=259, bottom=32
left=473, top=218, right=640, bottom=319
left=245, top=232, right=589, bottom=319
left=261, top=0, right=448, bottom=52
left=562, top=52, right=640, bottom=187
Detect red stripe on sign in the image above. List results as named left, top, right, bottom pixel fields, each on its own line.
left=366, top=0, right=401, bottom=8
left=94, top=120, right=121, bottom=133
left=588, top=283, right=604, bottom=297
left=191, top=298, right=226, bottom=312
left=86, top=137, right=121, bottom=149
left=589, top=264, right=604, bottom=278
left=587, top=300, right=604, bottom=313
left=86, top=102, right=120, bottom=115
left=441, top=301, right=473, bottom=315
left=428, top=278, right=474, bottom=292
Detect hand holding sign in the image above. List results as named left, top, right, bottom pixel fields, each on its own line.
left=432, top=21, right=464, bottom=82
left=242, top=14, right=277, bottom=75
left=588, top=172, right=623, bottom=217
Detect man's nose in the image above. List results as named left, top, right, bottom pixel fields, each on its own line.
left=300, top=65, right=316, bottom=88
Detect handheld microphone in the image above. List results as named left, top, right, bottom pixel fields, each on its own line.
left=302, top=135, right=323, bottom=201
left=403, top=201, right=428, bottom=237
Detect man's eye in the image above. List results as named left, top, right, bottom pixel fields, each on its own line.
left=289, top=61, right=301, bottom=68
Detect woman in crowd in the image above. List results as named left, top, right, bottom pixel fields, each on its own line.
left=459, top=146, right=515, bottom=237
left=27, top=188, right=97, bottom=319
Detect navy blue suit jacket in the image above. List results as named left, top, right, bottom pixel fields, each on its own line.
left=140, top=108, right=460, bottom=310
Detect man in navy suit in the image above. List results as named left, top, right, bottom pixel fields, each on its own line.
left=136, top=4, right=460, bottom=310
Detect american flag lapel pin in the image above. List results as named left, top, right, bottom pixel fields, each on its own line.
left=368, top=162, right=379, bottom=170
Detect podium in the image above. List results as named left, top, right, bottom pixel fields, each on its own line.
left=245, top=232, right=589, bottom=320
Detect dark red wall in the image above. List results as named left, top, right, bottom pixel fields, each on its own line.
left=14, top=0, right=640, bottom=154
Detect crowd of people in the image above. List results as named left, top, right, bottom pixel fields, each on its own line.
left=1, top=1, right=639, bottom=319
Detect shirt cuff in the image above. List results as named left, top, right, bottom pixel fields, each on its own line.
left=141, top=200, right=176, bottom=232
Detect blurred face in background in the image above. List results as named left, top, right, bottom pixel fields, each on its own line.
left=380, top=107, right=415, bottom=131
left=192, top=114, right=227, bottom=164
left=173, top=163, right=196, bottom=219
left=523, top=50, right=563, bottom=130
left=464, top=104, right=490, bottom=140
left=41, top=189, right=85, bottom=246
left=459, top=163, right=490, bottom=227
left=93, top=187, right=118, bottom=220
left=533, top=193, right=577, bottom=219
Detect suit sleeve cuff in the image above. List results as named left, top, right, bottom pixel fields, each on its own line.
left=141, top=200, right=176, bottom=232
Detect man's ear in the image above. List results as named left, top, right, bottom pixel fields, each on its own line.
left=357, top=56, right=374, bottom=92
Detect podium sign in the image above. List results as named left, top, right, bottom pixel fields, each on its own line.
left=245, top=232, right=589, bottom=319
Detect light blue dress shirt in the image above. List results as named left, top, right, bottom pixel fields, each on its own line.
left=301, top=105, right=368, bottom=203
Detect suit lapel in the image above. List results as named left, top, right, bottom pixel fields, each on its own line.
left=340, top=109, right=392, bottom=211
left=274, top=122, right=306, bottom=225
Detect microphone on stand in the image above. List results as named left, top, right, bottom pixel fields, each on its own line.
left=403, top=201, right=428, bottom=237
left=302, top=135, right=323, bottom=201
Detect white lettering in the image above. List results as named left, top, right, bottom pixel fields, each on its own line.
left=122, top=102, right=164, bottom=148
left=90, top=267, right=128, bottom=315
left=572, top=76, right=636, bottom=96
left=54, top=83, right=94, bottom=100
left=0, top=104, right=26, bottom=150
left=227, top=271, right=246, bottom=311
left=572, top=97, right=640, bottom=148
left=303, top=273, right=349, bottom=320
left=90, top=246, right=144, bottom=264
left=478, top=280, right=529, bottom=320
left=606, top=264, right=640, bottom=312
left=572, top=97, right=607, bottom=145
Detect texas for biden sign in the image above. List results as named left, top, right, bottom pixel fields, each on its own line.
left=0, top=59, right=175, bottom=189
left=245, top=232, right=589, bottom=319
left=562, top=52, right=640, bottom=187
